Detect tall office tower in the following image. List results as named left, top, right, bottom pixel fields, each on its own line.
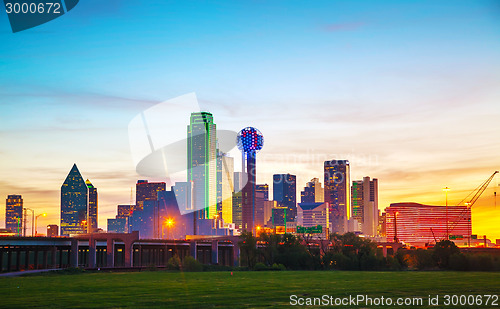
left=61, top=164, right=88, bottom=236
left=187, top=112, right=217, bottom=222
left=217, top=151, right=234, bottom=225
left=238, top=127, right=264, bottom=232
left=324, top=160, right=350, bottom=234
left=351, top=177, right=378, bottom=236
left=172, top=182, right=194, bottom=213
left=233, top=171, right=245, bottom=192
left=301, top=178, right=324, bottom=203
left=232, top=191, right=242, bottom=228
left=135, top=180, right=166, bottom=211
left=173, top=181, right=194, bottom=234
left=254, top=184, right=269, bottom=227
left=256, top=184, right=269, bottom=201
left=5, top=195, right=23, bottom=235
left=85, top=179, right=98, bottom=232
left=273, top=174, right=297, bottom=222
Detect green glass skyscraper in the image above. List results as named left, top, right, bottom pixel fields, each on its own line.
left=187, top=112, right=217, bottom=222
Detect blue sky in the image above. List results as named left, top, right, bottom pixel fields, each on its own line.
left=1, top=0, right=499, bottom=238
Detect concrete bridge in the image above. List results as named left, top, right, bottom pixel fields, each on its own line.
left=0, top=233, right=240, bottom=273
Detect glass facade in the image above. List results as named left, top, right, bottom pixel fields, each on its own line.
left=86, top=179, right=98, bottom=232
left=60, top=164, right=88, bottom=236
left=273, top=174, right=297, bottom=222
left=324, top=160, right=350, bottom=234
left=386, top=203, right=471, bottom=245
left=5, top=194, right=23, bottom=235
left=187, top=112, right=217, bottom=221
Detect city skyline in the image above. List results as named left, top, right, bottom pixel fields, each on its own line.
left=0, top=1, right=499, bottom=240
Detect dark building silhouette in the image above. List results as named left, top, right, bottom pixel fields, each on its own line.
left=85, top=179, right=98, bottom=232
left=324, top=160, right=350, bottom=234
left=273, top=174, right=297, bottom=222
left=158, top=190, right=194, bottom=239
left=60, top=164, right=88, bottom=236
left=6, top=195, right=23, bottom=236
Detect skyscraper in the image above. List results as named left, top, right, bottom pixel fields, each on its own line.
left=5, top=195, right=23, bottom=235
left=273, top=174, right=297, bottom=222
left=256, top=184, right=269, bottom=201
left=254, top=184, right=269, bottom=227
left=324, top=160, right=350, bottom=234
left=135, top=180, right=166, bottom=211
left=217, top=151, right=234, bottom=225
left=60, top=164, right=88, bottom=236
left=351, top=177, right=378, bottom=236
left=187, top=112, right=217, bottom=221
left=85, top=179, right=98, bottom=233
left=232, top=191, right=242, bottom=228
left=300, top=178, right=324, bottom=203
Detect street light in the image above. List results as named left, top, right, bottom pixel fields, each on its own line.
left=465, top=202, right=471, bottom=247
left=394, top=211, right=399, bottom=243
left=164, top=218, right=174, bottom=239
left=443, top=187, right=450, bottom=240
left=35, top=213, right=46, bottom=236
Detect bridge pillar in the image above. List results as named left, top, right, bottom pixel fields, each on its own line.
left=211, top=240, right=219, bottom=265
left=7, top=250, right=12, bottom=272
left=189, top=241, right=197, bottom=261
left=70, top=239, right=79, bottom=268
left=42, top=249, right=47, bottom=269
left=51, top=246, right=57, bottom=268
left=88, top=238, right=96, bottom=268
left=232, top=239, right=240, bottom=267
left=106, top=238, right=114, bottom=268
left=124, top=241, right=133, bottom=267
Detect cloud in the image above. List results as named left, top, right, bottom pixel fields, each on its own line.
left=323, top=22, right=365, bottom=32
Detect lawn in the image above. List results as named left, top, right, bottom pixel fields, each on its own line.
left=0, top=270, right=498, bottom=308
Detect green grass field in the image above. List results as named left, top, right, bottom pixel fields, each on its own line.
left=0, top=270, right=499, bottom=308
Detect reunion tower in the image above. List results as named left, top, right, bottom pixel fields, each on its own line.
left=237, top=127, right=264, bottom=233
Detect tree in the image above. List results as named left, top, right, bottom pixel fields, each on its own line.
left=259, top=232, right=281, bottom=266
left=432, top=240, right=460, bottom=269
left=239, top=231, right=258, bottom=268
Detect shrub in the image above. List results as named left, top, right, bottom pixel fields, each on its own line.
left=167, top=255, right=181, bottom=270
left=253, top=262, right=268, bottom=271
left=449, top=253, right=467, bottom=271
left=271, top=263, right=286, bottom=271
left=183, top=256, right=203, bottom=272
left=467, top=254, right=494, bottom=271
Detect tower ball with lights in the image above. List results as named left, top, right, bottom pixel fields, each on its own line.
left=237, top=127, right=264, bottom=232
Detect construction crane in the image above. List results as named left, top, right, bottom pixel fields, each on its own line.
left=448, top=171, right=499, bottom=246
